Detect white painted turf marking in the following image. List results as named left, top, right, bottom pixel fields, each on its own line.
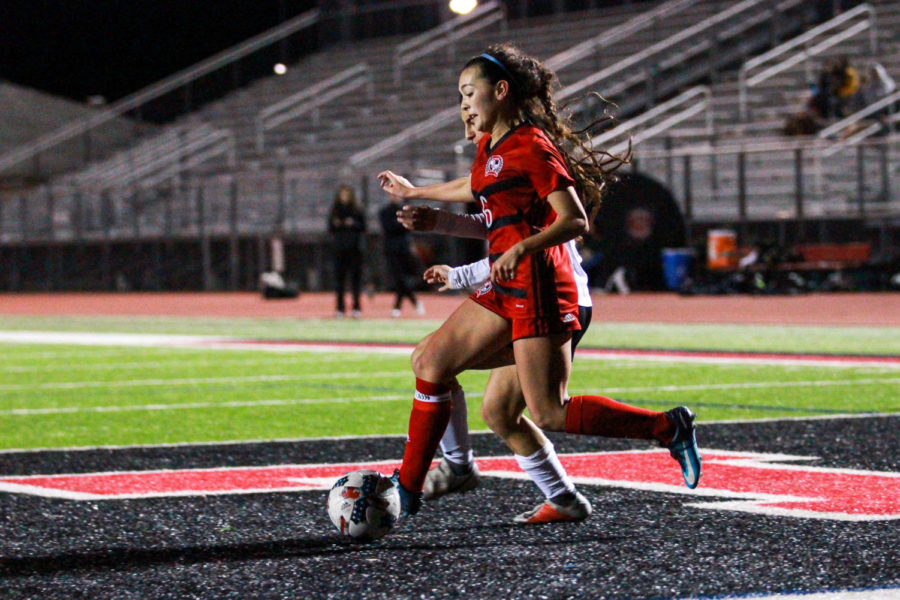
left=1, top=330, right=897, bottom=417
left=2, top=376, right=897, bottom=416
left=2, top=330, right=899, bottom=367
left=0, top=413, right=896, bottom=454
left=0, top=370, right=409, bottom=392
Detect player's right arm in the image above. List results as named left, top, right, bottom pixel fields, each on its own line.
left=424, top=258, right=490, bottom=291
left=378, top=172, right=472, bottom=203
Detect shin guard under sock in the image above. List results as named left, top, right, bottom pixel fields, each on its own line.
left=565, top=395, right=673, bottom=442
left=398, top=378, right=452, bottom=492
left=438, top=385, right=474, bottom=468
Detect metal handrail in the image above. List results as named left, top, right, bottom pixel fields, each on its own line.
left=393, top=0, right=506, bottom=84
left=138, top=132, right=236, bottom=190
left=350, top=106, right=459, bottom=167
left=76, top=125, right=235, bottom=190
left=544, top=0, right=698, bottom=71
left=353, top=0, right=702, bottom=166
left=256, top=63, right=372, bottom=151
left=738, top=4, right=876, bottom=121
left=592, top=86, right=713, bottom=156
left=817, top=88, right=900, bottom=138
left=75, top=129, right=184, bottom=183
left=636, top=137, right=832, bottom=159
left=556, top=0, right=805, bottom=103
left=815, top=88, right=900, bottom=157
left=0, top=9, right=320, bottom=176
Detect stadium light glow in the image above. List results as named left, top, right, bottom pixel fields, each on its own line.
left=449, top=0, right=477, bottom=15
left=273, top=63, right=287, bottom=75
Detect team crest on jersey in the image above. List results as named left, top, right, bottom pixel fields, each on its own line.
left=475, top=281, right=493, bottom=297
left=485, top=155, right=503, bottom=178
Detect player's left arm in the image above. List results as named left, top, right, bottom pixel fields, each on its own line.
left=379, top=172, right=472, bottom=203
left=490, top=186, right=588, bottom=283
left=398, top=205, right=487, bottom=239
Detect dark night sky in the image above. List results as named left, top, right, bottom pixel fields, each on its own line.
left=0, top=1, right=319, bottom=103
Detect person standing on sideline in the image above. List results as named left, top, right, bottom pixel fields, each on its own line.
left=328, top=184, right=365, bottom=318
left=379, top=44, right=701, bottom=518
left=378, top=194, right=425, bottom=318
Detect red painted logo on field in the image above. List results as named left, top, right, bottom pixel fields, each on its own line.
left=1, top=450, right=898, bottom=521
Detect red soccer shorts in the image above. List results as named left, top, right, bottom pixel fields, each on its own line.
left=470, top=281, right=580, bottom=341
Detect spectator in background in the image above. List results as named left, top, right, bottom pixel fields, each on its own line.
left=379, top=194, right=425, bottom=317
left=787, top=56, right=863, bottom=136
left=833, top=55, right=860, bottom=118
left=328, top=184, right=366, bottom=318
left=808, top=58, right=840, bottom=121
left=857, top=61, right=897, bottom=109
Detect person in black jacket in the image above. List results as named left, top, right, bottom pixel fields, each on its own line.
left=379, top=195, right=425, bottom=317
left=327, top=184, right=366, bottom=318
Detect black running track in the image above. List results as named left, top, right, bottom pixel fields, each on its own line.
left=1, top=416, right=899, bottom=600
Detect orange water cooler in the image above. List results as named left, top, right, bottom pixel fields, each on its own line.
left=707, top=229, right=738, bottom=270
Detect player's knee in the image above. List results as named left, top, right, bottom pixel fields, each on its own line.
left=410, top=339, right=453, bottom=383
left=480, top=400, right=506, bottom=434
left=481, top=399, right=516, bottom=436
left=410, top=342, right=425, bottom=372
left=528, top=407, right=565, bottom=432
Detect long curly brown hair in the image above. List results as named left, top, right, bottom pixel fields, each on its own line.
left=464, top=43, right=629, bottom=221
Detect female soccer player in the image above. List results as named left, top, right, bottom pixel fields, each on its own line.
left=379, top=44, right=701, bottom=517
left=410, top=204, right=595, bottom=524
left=387, top=113, right=594, bottom=524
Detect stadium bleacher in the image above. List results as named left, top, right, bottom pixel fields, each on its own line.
left=0, top=0, right=898, bottom=292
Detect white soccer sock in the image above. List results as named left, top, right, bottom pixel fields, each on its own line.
left=514, top=440, right=576, bottom=500
left=438, top=386, right=474, bottom=467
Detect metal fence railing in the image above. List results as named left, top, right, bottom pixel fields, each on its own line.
left=392, top=0, right=507, bottom=85
left=738, top=3, right=877, bottom=121
left=0, top=9, right=321, bottom=182
left=634, top=134, right=900, bottom=229
left=255, top=63, right=373, bottom=152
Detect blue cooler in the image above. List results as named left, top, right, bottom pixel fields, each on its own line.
left=662, top=248, right=695, bottom=290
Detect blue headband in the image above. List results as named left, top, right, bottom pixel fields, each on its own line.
left=479, top=53, right=517, bottom=87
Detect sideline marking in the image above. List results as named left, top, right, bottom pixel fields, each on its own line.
left=2, top=375, right=897, bottom=416
left=0, top=369, right=409, bottom=392
left=2, top=450, right=898, bottom=521
left=2, top=413, right=897, bottom=455
left=1, top=330, right=899, bottom=367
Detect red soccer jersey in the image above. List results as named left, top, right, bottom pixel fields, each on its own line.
left=469, top=122, right=579, bottom=319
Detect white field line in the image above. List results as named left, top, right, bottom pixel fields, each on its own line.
left=1, top=394, right=411, bottom=416
left=1, top=412, right=897, bottom=455
left=2, top=376, right=898, bottom=417
left=0, top=355, right=341, bottom=373
left=0, top=369, right=409, bottom=391
left=2, top=330, right=899, bottom=368
left=1, top=330, right=898, bottom=415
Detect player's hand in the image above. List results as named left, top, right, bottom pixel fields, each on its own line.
left=490, top=244, right=525, bottom=283
left=378, top=170, right=415, bottom=199
left=397, top=205, right=438, bottom=232
left=423, top=264, right=452, bottom=291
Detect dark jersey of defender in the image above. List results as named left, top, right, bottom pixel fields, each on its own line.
left=469, top=122, right=579, bottom=318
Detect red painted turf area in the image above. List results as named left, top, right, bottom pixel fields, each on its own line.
left=4, top=452, right=898, bottom=519
left=0, top=291, right=898, bottom=325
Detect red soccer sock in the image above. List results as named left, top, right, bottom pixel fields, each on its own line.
left=565, top=395, right=673, bottom=443
left=398, top=378, right=452, bottom=492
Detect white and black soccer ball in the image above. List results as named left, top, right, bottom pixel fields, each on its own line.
left=327, top=469, right=400, bottom=542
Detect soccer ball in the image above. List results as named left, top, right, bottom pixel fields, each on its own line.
left=327, top=470, right=400, bottom=542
